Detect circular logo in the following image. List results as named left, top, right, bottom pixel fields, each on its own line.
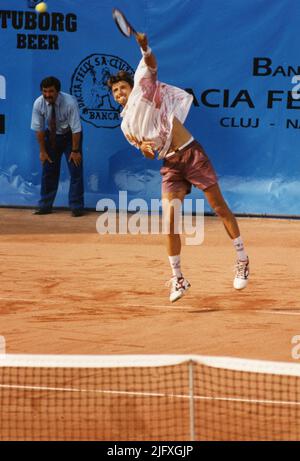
left=70, top=53, right=134, bottom=129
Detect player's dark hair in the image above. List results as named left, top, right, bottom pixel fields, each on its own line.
left=40, top=76, right=61, bottom=92
left=106, top=71, right=134, bottom=89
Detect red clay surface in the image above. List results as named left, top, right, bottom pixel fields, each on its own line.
left=0, top=208, right=299, bottom=361
left=1, top=208, right=300, bottom=441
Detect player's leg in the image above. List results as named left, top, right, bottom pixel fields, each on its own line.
left=203, top=183, right=249, bottom=289
left=162, top=191, right=191, bottom=302
left=204, top=183, right=240, bottom=239
left=162, top=191, right=185, bottom=258
left=182, top=140, right=249, bottom=290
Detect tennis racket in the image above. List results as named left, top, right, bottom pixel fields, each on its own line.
left=112, top=8, right=137, bottom=38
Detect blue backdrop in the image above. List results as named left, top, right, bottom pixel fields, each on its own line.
left=1, top=0, right=300, bottom=215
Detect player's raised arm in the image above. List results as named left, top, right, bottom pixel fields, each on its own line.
left=135, top=33, right=157, bottom=70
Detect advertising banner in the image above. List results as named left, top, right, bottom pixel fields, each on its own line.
left=0, top=0, right=299, bottom=215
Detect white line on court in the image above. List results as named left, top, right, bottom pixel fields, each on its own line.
left=1, top=297, right=300, bottom=315
left=120, top=303, right=204, bottom=311
left=0, top=297, right=206, bottom=311
left=254, top=310, right=300, bottom=316
left=0, top=297, right=43, bottom=303
left=0, top=383, right=299, bottom=407
left=0, top=297, right=93, bottom=304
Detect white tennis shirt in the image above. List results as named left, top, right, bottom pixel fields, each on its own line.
left=120, top=57, right=193, bottom=159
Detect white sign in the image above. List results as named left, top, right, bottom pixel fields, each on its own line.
left=0, top=75, right=6, bottom=100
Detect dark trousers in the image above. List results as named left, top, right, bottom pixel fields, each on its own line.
left=39, top=131, right=84, bottom=210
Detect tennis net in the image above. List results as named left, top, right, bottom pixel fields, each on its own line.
left=0, top=354, right=300, bottom=441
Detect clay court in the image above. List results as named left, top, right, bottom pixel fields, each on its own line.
left=1, top=208, right=300, bottom=441
left=0, top=208, right=299, bottom=360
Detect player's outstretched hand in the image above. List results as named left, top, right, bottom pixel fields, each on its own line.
left=135, top=32, right=148, bottom=50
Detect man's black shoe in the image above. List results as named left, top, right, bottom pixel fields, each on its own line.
left=33, top=208, right=52, bottom=215
left=71, top=209, right=84, bottom=217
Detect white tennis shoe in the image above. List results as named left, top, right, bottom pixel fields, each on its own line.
left=167, top=276, right=191, bottom=302
left=234, top=257, right=250, bottom=290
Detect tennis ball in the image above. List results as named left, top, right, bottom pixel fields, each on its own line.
left=35, top=2, right=47, bottom=13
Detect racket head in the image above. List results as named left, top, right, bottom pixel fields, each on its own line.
left=112, top=8, right=136, bottom=37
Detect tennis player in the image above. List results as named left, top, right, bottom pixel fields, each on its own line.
left=107, top=33, right=249, bottom=302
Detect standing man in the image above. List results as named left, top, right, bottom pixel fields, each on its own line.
left=107, top=33, right=250, bottom=302
left=31, top=76, right=84, bottom=217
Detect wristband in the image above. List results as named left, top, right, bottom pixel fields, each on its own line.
left=72, top=149, right=80, bottom=153
left=141, top=46, right=152, bottom=57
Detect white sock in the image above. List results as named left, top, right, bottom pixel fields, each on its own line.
left=233, top=236, right=248, bottom=261
left=168, top=255, right=182, bottom=278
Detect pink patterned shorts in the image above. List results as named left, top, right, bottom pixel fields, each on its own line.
left=160, top=140, right=218, bottom=194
